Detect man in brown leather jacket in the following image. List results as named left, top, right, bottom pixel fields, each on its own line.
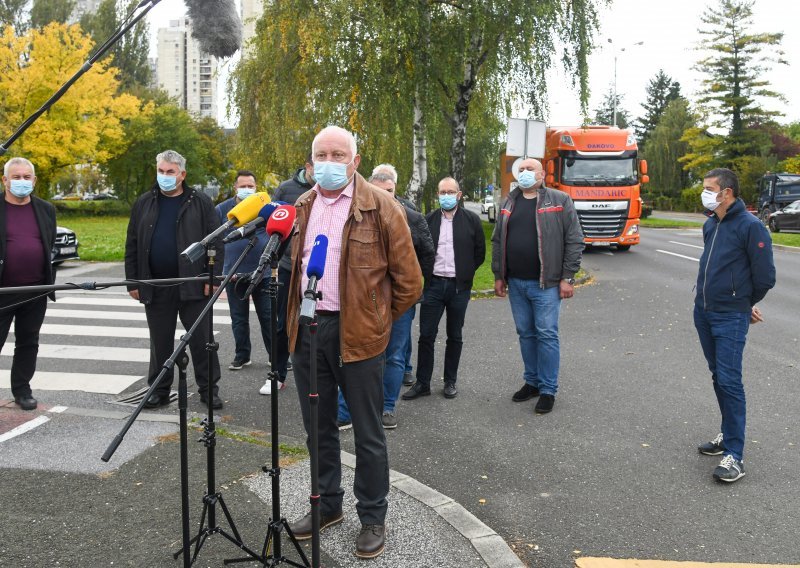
left=286, top=126, right=421, bottom=559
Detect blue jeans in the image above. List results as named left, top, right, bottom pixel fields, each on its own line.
left=339, top=305, right=416, bottom=420
left=693, top=307, right=750, bottom=461
left=226, top=279, right=272, bottom=363
left=416, top=277, right=471, bottom=387
left=507, top=278, right=562, bottom=396
left=404, top=322, right=413, bottom=375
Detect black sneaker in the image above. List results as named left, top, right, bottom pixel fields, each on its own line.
left=713, top=454, right=745, bottom=483
left=512, top=383, right=540, bottom=402
left=443, top=382, right=458, bottom=399
left=698, top=433, right=725, bottom=456
left=381, top=411, right=397, bottom=429
left=534, top=394, right=555, bottom=414
left=229, top=358, right=251, bottom=370
left=402, top=372, right=415, bottom=386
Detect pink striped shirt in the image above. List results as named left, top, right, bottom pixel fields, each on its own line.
left=300, top=181, right=354, bottom=311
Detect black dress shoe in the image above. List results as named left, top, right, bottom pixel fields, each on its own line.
left=355, top=524, right=385, bottom=559
left=443, top=382, right=458, bottom=399
left=535, top=394, right=555, bottom=414
left=288, top=509, right=344, bottom=541
left=402, top=372, right=415, bottom=386
left=512, top=383, right=540, bottom=402
left=14, top=395, right=37, bottom=411
left=401, top=382, right=431, bottom=400
left=144, top=393, right=170, bottom=409
left=199, top=393, right=223, bottom=409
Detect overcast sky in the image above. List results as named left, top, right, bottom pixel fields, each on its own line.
left=148, top=0, right=800, bottom=128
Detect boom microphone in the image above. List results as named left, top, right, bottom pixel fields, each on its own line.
left=221, top=202, right=286, bottom=244
left=185, top=0, right=243, bottom=58
left=181, top=193, right=271, bottom=262
left=243, top=205, right=297, bottom=297
left=299, top=235, right=329, bottom=324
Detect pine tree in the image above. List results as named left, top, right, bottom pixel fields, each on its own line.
left=29, top=0, right=75, bottom=28
left=636, top=70, right=681, bottom=147
left=593, top=87, right=629, bottom=128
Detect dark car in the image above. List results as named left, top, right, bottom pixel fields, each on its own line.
left=768, top=199, right=800, bottom=233
left=52, top=226, right=80, bottom=265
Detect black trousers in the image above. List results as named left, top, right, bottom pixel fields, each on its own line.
left=0, top=294, right=48, bottom=398
left=144, top=286, right=221, bottom=396
left=273, top=266, right=292, bottom=380
left=291, top=313, right=388, bottom=525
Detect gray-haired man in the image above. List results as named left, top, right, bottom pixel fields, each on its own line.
left=124, top=150, right=224, bottom=409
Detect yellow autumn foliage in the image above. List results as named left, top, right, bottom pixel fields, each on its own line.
left=0, top=23, right=141, bottom=184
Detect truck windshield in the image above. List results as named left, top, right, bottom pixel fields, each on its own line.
left=561, top=157, right=637, bottom=186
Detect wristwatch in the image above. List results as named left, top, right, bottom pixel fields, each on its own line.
left=564, top=277, right=576, bottom=285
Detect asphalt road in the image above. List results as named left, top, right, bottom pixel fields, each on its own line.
left=1, top=227, right=798, bottom=567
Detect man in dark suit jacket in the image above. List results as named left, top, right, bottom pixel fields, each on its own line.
left=403, top=176, right=485, bottom=400
left=0, top=157, right=57, bottom=411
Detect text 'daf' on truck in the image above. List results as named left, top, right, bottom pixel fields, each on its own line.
left=497, top=125, right=649, bottom=251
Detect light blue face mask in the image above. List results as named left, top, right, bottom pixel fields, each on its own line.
left=236, top=187, right=255, bottom=200
left=157, top=173, right=178, bottom=192
left=439, top=194, right=458, bottom=210
left=9, top=179, right=34, bottom=198
left=518, top=170, right=537, bottom=189
left=314, top=160, right=351, bottom=191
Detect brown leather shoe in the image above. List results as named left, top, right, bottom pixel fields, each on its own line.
left=288, top=509, right=343, bottom=541
left=355, top=524, right=385, bottom=559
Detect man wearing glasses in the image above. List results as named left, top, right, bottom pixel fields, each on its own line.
left=403, top=177, right=485, bottom=401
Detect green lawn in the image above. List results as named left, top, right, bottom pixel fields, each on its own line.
left=62, top=216, right=129, bottom=262
left=640, top=217, right=800, bottom=247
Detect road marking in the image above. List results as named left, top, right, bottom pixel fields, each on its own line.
left=668, top=240, right=704, bottom=250
left=44, top=308, right=232, bottom=325
left=656, top=249, right=700, bottom=262
left=2, top=343, right=150, bottom=362
left=55, top=296, right=240, bottom=311
left=575, top=559, right=800, bottom=568
left=0, top=415, right=50, bottom=443
left=36, top=323, right=218, bottom=339
left=0, top=370, right=143, bottom=394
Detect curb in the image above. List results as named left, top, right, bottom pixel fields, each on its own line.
left=341, top=451, right=525, bottom=568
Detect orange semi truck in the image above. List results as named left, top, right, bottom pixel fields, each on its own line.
left=498, top=125, right=648, bottom=251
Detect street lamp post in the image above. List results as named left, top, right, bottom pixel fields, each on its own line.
left=608, top=39, right=644, bottom=127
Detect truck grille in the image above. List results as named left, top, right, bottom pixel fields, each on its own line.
left=573, top=200, right=629, bottom=239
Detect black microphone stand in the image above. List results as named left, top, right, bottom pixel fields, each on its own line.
left=101, top=238, right=262, bottom=566
left=227, top=254, right=309, bottom=567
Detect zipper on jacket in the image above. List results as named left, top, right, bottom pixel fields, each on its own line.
left=338, top=355, right=343, bottom=368
left=371, top=290, right=384, bottom=329
left=730, top=270, right=736, bottom=297
left=702, top=221, right=721, bottom=310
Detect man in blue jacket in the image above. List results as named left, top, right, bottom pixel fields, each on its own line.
left=694, top=168, right=776, bottom=483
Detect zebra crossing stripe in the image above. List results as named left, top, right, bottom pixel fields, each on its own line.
left=44, top=309, right=233, bottom=325
left=37, top=324, right=219, bottom=339
left=0, top=371, right=142, bottom=395
left=1, top=343, right=150, bottom=363
left=575, top=559, right=797, bottom=567
left=54, top=296, right=239, bottom=311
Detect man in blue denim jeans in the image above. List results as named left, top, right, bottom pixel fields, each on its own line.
left=694, top=168, right=775, bottom=483
left=491, top=158, right=583, bottom=414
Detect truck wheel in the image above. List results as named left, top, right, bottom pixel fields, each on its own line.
left=616, top=245, right=631, bottom=251
left=769, top=218, right=780, bottom=233
left=760, top=209, right=771, bottom=225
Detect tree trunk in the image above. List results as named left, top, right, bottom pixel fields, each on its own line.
left=407, top=86, right=427, bottom=207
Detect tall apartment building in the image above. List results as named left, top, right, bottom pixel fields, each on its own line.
left=241, top=0, right=264, bottom=50
left=155, top=19, right=218, bottom=120
left=69, top=0, right=102, bottom=23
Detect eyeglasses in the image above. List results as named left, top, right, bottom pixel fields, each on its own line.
left=438, top=190, right=459, bottom=196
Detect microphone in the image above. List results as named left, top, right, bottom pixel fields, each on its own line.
left=243, top=205, right=297, bottom=297
left=221, top=202, right=285, bottom=244
left=299, top=235, right=329, bottom=325
left=181, top=193, right=270, bottom=262
left=185, top=0, right=243, bottom=58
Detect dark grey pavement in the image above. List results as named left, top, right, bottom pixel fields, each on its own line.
left=2, top=229, right=799, bottom=567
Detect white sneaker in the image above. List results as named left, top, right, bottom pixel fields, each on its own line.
left=259, top=380, right=286, bottom=395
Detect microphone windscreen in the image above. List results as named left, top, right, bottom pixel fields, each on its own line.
left=256, top=202, right=280, bottom=221
left=228, top=193, right=270, bottom=226
left=265, top=205, right=296, bottom=240
left=184, top=0, right=243, bottom=58
left=306, top=235, right=328, bottom=279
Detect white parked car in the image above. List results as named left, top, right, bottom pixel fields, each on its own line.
left=481, top=195, right=494, bottom=214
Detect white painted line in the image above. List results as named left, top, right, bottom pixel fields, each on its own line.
left=44, top=309, right=232, bottom=325
left=49, top=406, right=68, bottom=413
left=55, top=296, right=239, bottom=311
left=668, top=240, right=704, bottom=250
left=37, top=324, right=219, bottom=339
left=1, top=343, right=150, bottom=363
left=0, top=415, right=50, bottom=443
left=0, top=371, right=142, bottom=394
left=656, top=249, right=700, bottom=262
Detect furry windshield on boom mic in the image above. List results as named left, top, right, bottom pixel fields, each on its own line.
left=184, top=0, right=243, bottom=58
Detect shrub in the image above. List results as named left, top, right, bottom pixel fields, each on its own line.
left=51, top=200, right=130, bottom=217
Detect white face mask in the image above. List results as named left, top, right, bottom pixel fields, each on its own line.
left=701, top=189, right=722, bottom=211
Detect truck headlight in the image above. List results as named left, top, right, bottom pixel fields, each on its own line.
left=626, top=224, right=639, bottom=235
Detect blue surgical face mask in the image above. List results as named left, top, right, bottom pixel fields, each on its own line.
left=314, top=160, right=351, bottom=191
left=518, top=170, right=538, bottom=189
left=9, top=179, right=34, bottom=198
left=157, top=173, right=178, bottom=192
left=439, top=194, right=458, bottom=211
left=236, top=187, right=255, bottom=200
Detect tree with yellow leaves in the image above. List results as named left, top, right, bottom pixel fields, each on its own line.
left=0, top=22, right=140, bottom=191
